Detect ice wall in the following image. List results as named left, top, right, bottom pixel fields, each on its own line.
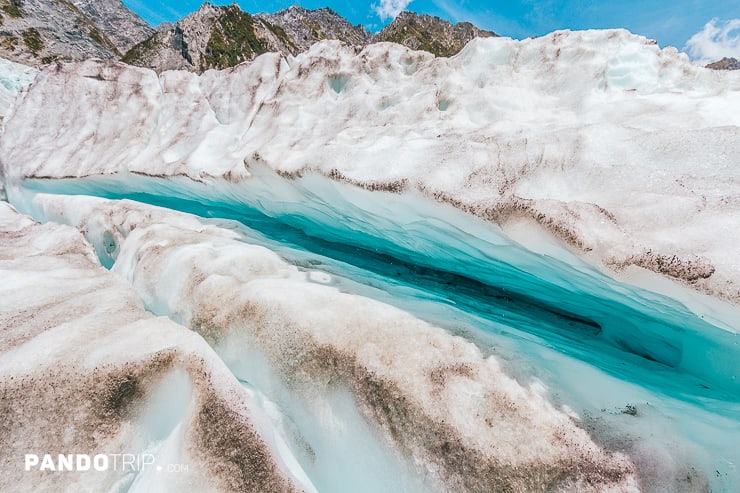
left=1, top=30, right=739, bottom=304
left=0, top=56, right=37, bottom=199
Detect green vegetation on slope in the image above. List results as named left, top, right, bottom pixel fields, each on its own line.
left=1, top=0, right=22, bottom=18
left=300, top=17, right=325, bottom=41
left=120, top=33, right=158, bottom=65
left=376, top=13, right=495, bottom=57
left=202, top=5, right=267, bottom=70
left=21, top=27, right=43, bottom=55
left=262, top=18, right=297, bottom=53
left=1, top=36, right=18, bottom=51
left=377, top=15, right=456, bottom=57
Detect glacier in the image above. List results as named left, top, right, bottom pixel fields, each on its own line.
left=1, top=29, right=740, bottom=492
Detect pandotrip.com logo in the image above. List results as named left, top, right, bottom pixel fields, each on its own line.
left=24, top=454, right=189, bottom=473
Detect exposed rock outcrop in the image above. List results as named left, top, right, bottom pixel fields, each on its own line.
left=374, top=11, right=497, bottom=57
left=0, top=0, right=151, bottom=66
left=706, top=57, right=740, bottom=70
left=258, top=5, right=370, bottom=54
left=121, top=4, right=497, bottom=73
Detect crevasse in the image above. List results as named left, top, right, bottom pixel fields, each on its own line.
left=8, top=178, right=740, bottom=491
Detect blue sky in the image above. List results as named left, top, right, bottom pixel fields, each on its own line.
left=123, top=0, right=740, bottom=61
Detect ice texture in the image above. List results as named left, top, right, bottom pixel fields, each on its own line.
left=0, top=202, right=315, bottom=493
left=0, top=57, right=37, bottom=119
left=16, top=194, right=649, bottom=492
left=20, top=192, right=740, bottom=492
left=10, top=169, right=740, bottom=395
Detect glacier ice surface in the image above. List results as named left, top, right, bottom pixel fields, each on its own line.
left=2, top=31, right=739, bottom=304
left=1, top=28, right=740, bottom=493
left=0, top=57, right=37, bottom=124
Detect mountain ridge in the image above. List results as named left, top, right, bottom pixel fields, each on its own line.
left=706, top=57, right=740, bottom=70
left=0, top=0, right=152, bottom=66
left=0, top=1, right=736, bottom=74
left=122, top=3, right=498, bottom=73
left=258, top=5, right=370, bottom=54
left=373, top=10, right=497, bottom=57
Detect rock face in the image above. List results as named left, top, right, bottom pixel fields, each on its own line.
left=374, top=11, right=497, bottom=57
left=0, top=0, right=151, bottom=66
left=121, top=4, right=495, bottom=73
left=258, top=5, right=370, bottom=54
left=1, top=1, right=497, bottom=73
left=706, top=57, right=740, bottom=70
left=122, top=3, right=298, bottom=72
left=70, top=0, right=154, bottom=53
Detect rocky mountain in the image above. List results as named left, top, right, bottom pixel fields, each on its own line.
left=258, top=5, right=370, bottom=53
left=122, top=3, right=299, bottom=72
left=70, top=0, right=154, bottom=53
left=706, top=57, right=740, bottom=70
left=121, top=4, right=495, bottom=74
left=2, top=1, right=497, bottom=73
left=0, top=0, right=151, bottom=66
left=374, top=11, right=497, bottom=57
left=121, top=3, right=373, bottom=73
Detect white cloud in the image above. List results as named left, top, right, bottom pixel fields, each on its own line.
left=373, top=0, right=413, bottom=21
left=684, top=18, right=740, bottom=65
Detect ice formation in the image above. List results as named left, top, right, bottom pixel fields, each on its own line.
left=0, top=57, right=37, bottom=120
left=0, top=202, right=315, bottom=493
left=1, top=29, right=739, bottom=493
left=2, top=31, right=740, bottom=302
left=22, top=192, right=732, bottom=492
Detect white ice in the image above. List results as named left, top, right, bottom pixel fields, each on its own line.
left=18, top=193, right=648, bottom=492
left=0, top=56, right=37, bottom=120
left=0, top=202, right=317, bottom=493
left=2, top=27, right=740, bottom=493
left=1, top=30, right=739, bottom=305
